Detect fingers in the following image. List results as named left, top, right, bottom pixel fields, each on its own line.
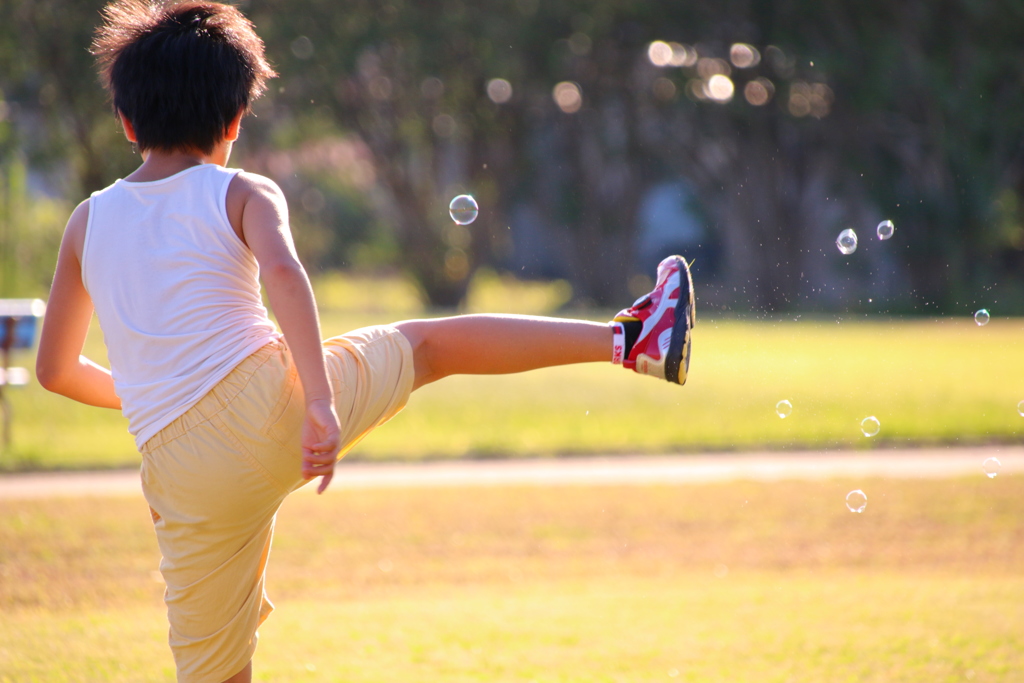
left=302, top=444, right=338, bottom=479
left=300, top=401, right=341, bottom=490
left=316, top=469, right=334, bottom=494
left=301, top=423, right=340, bottom=479
left=303, top=439, right=338, bottom=463
left=303, top=444, right=336, bottom=495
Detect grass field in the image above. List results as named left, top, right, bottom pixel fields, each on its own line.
left=3, top=305, right=1023, bottom=470
left=1, top=476, right=1021, bottom=681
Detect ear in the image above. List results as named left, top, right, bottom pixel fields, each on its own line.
left=225, top=109, right=244, bottom=142
left=118, top=112, right=138, bottom=143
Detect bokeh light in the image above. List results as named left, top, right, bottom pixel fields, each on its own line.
left=647, top=41, right=673, bottom=67
left=432, top=114, right=456, bottom=138
left=420, top=76, right=444, bottom=99
left=788, top=81, right=834, bottom=118
left=697, top=57, right=731, bottom=79
left=652, top=77, right=677, bottom=101
left=744, top=78, right=775, bottom=106
left=686, top=79, right=707, bottom=100
left=569, top=32, right=592, bottom=56
left=444, top=248, right=469, bottom=281
left=487, top=78, right=513, bottom=104
left=646, top=40, right=696, bottom=67
left=669, top=42, right=697, bottom=67
left=729, top=43, right=761, bottom=68
left=705, top=74, right=734, bottom=102
left=553, top=81, right=583, bottom=113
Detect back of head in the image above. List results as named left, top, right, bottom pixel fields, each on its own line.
left=93, top=0, right=276, bottom=154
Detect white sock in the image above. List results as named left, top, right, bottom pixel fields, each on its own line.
left=610, top=321, right=625, bottom=365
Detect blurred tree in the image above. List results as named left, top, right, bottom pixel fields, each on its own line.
left=0, top=0, right=137, bottom=195
left=2, top=0, right=1023, bottom=312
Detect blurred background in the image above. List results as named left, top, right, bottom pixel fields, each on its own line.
left=1, top=0, right=1024, bottom=315
left=4, top=8, right=1023, bottom=679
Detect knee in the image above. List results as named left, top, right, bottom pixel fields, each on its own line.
left=394, top=320, right=441, bottom=389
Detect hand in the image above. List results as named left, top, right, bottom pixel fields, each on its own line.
left=301, top=398, right=341, bottom=494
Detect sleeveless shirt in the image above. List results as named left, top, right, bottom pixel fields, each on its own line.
left=82, top=164, right=281, bottom=448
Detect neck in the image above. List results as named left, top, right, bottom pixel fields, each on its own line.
left=125, top=142, right=233, bottom=183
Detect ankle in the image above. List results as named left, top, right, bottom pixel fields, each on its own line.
left=609, top=320, right=641, bottom=364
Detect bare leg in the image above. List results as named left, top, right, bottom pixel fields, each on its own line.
left=221, top=661, right=252, bottom=683
left=394, top=314, right=612, bottom=390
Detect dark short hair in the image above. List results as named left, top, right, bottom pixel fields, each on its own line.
left=92, top=0, right=276, bottom=154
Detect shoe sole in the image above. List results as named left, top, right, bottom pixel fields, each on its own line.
left=663, top=256, right=695, bottom=385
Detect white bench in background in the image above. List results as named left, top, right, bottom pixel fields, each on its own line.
left=0, top=299, right=46, bottom=449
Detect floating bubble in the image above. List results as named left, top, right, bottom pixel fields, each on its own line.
left=974, top=309, right=990, bottom=326
left=845, top=489, right=867, bottom=513
left=860, top=416, right=880, bottom=437
left=449, top=194, right=479, bottom=225
left=836, top=228, right=858, bottom=255
left=982, top=457, right=1001, bottom=479
left=1018, top=400, right=1024, bottom=417
left=776, top=399, right=792, bottom=419
left=876, top=219, right=895, bottom=240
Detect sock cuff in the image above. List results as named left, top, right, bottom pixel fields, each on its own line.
left=610, top=321, right=625, bottom=365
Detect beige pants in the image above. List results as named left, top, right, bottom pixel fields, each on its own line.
left=140, top=326, right=414, bottom=682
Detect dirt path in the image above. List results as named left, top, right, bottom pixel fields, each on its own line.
left=0, top=446, right=1020, bottom=499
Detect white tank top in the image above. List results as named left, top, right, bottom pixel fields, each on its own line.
left=82, top=164, right=281, bottom=448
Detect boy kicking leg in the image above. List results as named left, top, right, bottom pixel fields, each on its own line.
left=305, top=255, right=695, bottom=493
left=36, top=2, right=693, bottom=681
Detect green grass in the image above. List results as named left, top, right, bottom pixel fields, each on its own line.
left=1, top=477, right=1022, bottom=681
left=3, top=574, right=1021, bottom=682
left=2, top=271, right=1023, bottom=470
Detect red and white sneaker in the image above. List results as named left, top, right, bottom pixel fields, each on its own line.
left=611, top=255, right=695, bottom=384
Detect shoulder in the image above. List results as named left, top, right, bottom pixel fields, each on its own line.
left=225, top=171, right=288, bottom=242
left=64, top=198, right=92, bottom=261
left=226, top=171, right=285, bottom=205
left=68, top=197, right=91, bottom=227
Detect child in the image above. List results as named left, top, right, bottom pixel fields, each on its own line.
left=35, top=2, right=694, bottom=681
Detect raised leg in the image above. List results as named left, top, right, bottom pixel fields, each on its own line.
left=394, top=314, right=612, bottom=390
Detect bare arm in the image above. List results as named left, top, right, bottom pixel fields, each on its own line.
left=35, top=200, right=121, bottom=409
left=227, top=172, right=340, bottom=492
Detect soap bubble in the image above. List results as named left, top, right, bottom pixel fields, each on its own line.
left=845, top=489, right=867, bottom=513
left=449, top=195, right=479, bottom=225
left=836, top=228, right=858, bottom=255
left=876, top=220, right=895, bottom=240
left=860, top=416, right=880, bottom=437
left=776, top=400, right=792, bottom=418
left=1018, top=400, right=1024, bottom=417
left=982, top=457, right=1001, bottom=479
left=974, top=309, right=990, bottom=326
